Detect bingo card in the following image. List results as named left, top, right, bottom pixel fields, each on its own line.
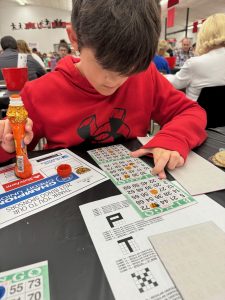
left=88, top=144, right=196, bottom=218
left=0, top=261, right=50, bottom=300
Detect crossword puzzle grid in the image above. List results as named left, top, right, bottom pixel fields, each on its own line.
left=131, top=267, right=158, bottom=293
left=118, top=237, right=140, bottom=255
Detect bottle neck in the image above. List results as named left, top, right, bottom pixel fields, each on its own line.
left=9, top=96, right=23, bottom=106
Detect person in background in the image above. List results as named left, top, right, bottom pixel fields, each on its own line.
left=166, top=13, right=225, bottom=101
left=0, top=36, right=17, bottom=80
left=157, top=40, right=169, bottom=57
left=29, top=47, right=45, bottom=68
left=0, top=0, right=207, bottom=179
left=153, top=40, right=170, bottom=74
left=57, top=39, right=71, bottom=62
left=17, top=40, right=46, bottom=78
left=41, top=53, right=50, bottom=68
left=0, top=36, right=45, bottom=81
left=174, top=38, right=194, bottom=67
left=32, top=48, right=42, bottom=58
left=166, top=43, right=174, bottom=57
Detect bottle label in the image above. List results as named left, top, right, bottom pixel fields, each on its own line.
left=17, top=156, right=24, bottom=172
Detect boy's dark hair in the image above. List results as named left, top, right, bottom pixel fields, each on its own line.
left=71, top=0, right=161, bottom=75
left=0, top=36, right=17, bottom=50
left=32, top=48, right=38, bottom=52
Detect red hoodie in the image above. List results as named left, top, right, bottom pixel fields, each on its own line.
left=0, top=56, right=207, bottom=163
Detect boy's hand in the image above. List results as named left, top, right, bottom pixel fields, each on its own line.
left=0, top=118, right=34, bottom=153
left=130, top=147, right=184, bottom=179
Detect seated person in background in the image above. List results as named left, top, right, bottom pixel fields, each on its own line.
left=174, top=37, right=194, bottom=67
left=41, top=53, right=50, bottom=68
left=31, top=47, right=45, bottom=69
left=166, top=43, right=174, bottom=57
left=0, top=36, right=17, bottom=80
left=0, top=0, right=207, bottom=179
left=166, top=13, right=225, bottom=101
left=17, top=40, right=46, bottom=78
left=153, top=40, right=171, bottom=74
left=0, top=36, right=46, bottom=81
left=56, top=39, right=71, bottom=62
left=17, top=40, right=46, bottom=73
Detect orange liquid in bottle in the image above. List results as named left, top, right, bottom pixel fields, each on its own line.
left=7, top=94, right=33, bottom=179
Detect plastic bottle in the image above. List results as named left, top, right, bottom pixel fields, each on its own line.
left=6, top=94, right=33, bottom=179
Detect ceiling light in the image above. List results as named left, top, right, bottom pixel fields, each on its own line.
left=17, top=0, right=27, bottom=5
left=160, top=0, right=168, bottom=5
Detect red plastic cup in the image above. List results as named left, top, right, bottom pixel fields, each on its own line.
left=2, top=67, right=28, bottom=91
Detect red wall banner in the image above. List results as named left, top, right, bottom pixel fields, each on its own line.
left=167, top=0, right=179, bottom=8
left=167, top=7, right=176, bottom=28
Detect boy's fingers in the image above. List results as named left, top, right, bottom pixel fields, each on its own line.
left=3, top=119, right=12, bottom=135
left=4, top=133, right=14, bottom=142
left=168, top=151, right=184, bottom=169
left=2, top=120, right=13, bottom=143
left=157, top=170, right=167, bottom=179
left=177, top=156, right=185, bottom=167
left=24, top=131, right=34, bottom=145
left=130, top=148, right=152, bottom=158
left=25, top=118, right=33, bottom=131
left=151, top=156, right=168, bottom=177
left=167, top=152, right=181, bottom=170
left=0, top=120, right=5, bottom=141
left=24, top=118, right=34, bottom=145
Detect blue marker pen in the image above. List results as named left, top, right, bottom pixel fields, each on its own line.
left=0, top=286, right=6, bottom=299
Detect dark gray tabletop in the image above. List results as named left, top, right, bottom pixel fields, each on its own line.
left=0, top=129, right=225, bottom=300
left=0, top=80, right=6, bottom=90
left=0, top=90, right=12, bottom=110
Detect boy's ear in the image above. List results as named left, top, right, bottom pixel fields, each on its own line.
left=66, top=25, right=79, bottom=51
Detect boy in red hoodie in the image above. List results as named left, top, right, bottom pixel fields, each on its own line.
left=0, top=0, right=207, bottom=178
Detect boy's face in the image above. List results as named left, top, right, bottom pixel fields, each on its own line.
left=76, top=48, right=129, bottom=96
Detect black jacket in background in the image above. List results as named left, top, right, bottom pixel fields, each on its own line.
left=0, top=48, right=46, bottom=81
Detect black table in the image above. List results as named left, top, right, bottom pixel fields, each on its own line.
left=0, top=80, right=6, bottom=90
left=0, top=90, right=10, bottom=107
left=0, top=90, right=19, bottom=119
left=0, top=129, right=225, bottom=300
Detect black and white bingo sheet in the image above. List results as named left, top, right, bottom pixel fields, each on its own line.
left=80, top=192, right=225, bottom=300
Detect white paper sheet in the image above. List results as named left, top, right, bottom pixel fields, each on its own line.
left=137, top=136, right=225, bottom=195
left=0, top=149, right=107, bottom=229
left=80, top=192, right=225, bottom=300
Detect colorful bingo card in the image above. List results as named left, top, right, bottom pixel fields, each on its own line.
left=88, top=145, right=196, bottom=218
left=0, top=261, right=50, bottom=300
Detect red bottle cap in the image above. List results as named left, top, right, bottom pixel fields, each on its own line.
left=57, top=164, right=72, bottom=178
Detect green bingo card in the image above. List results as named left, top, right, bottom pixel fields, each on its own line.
left=88, top=144, right=197, bottom=218
left=0, top=261, right=50, bottom=300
